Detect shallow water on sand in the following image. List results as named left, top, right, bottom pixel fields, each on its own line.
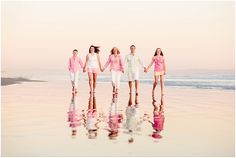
left=1, top=80, right=235, bottom=156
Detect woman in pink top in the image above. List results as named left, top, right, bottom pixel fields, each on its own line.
left=68, top=49, right=84, bottom=94
left=145, top=48, right=166, bottom=98
left=102, top=47, right=124, bottom=94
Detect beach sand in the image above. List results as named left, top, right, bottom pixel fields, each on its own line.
left=1, top=79, right=235, bottom=156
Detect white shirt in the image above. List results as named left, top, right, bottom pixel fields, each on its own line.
left=87, top=53, right=99, bottom=69
left=125, top=53, right=144, bottom=73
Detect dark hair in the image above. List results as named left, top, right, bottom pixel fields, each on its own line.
left=89, top=45, right=100, bottom=54
left=110, top=47, right=120, bottom=55
left=130, top=45, right=136, bottom=48
left=154, top=48, right=163, bottom=56
left=73, top=49, right=78, bottom=52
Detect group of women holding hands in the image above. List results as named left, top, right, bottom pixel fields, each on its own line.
left=68, top=45, right=166, bottom=98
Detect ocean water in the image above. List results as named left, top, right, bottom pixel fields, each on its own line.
left=1, top=69, right=235, bottom=90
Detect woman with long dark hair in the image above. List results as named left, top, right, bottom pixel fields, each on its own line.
left=145, top=48, right=166, bottom=98
left=83, top=45, right=102, bottom=93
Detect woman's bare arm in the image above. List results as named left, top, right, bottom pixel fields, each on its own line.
left=83, top=54, right=88, bottom=72
left=146, top=57, right=155, bottom=72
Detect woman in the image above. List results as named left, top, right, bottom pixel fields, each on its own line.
left=102, top=47, right=124, bottom=94
left=145, top=48, right=166, bottom=98
left=83, top=45, right=102, bottom=93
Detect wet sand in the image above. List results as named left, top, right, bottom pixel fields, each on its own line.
left=1, top=80, right=235, bottom=156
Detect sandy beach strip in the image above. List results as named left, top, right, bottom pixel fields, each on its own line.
left=1, top=79, right=234, bottom=156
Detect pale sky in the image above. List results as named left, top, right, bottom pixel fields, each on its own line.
left=1, top=1, right=235, bottom=71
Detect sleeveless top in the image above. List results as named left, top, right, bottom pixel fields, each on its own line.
left=88, top=53, right=99, bottom=69
left=153, top=56, right=164, bottom=72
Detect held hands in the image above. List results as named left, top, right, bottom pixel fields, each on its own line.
left=100, top=67, right=104, bottom=72
left=83, top=67, right=86, bottom=73
left=144, top=67, right=148, bottom=73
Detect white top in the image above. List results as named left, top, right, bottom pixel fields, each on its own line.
left=125, top=53, right=144, bottom=73
left=87, top=53, right=99, bottom=69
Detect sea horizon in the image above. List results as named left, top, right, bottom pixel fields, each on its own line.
left=1, top=68, right=235, bottom=91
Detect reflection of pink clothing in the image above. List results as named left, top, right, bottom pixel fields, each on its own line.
left=153, top=114, right=164, bottom=131
left=104, top=54, right=124, bottom=71
left=68, top=56, right=84, bottom=73
left=108, top=115, right=119, bottom=131
left=88, top=111, right=97, bottom=117
left=153, top=56, right=164, bottom=72
left=68, top=110, right=82, bottom=128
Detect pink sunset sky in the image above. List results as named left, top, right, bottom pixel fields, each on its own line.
left=1, top=1, right=234, bottom=71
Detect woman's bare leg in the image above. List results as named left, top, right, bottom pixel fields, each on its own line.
left=88, top=72, right=93, bottom=93
left=152, top=75, right=158, bottom=98
left=160, top=75, right=164, bottom=96
left=93, top=73, right=97, bottom=93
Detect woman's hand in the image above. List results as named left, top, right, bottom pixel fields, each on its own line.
left=144, top=67, right=148, bottom=73
left=83, top=68, right=86, bottom=73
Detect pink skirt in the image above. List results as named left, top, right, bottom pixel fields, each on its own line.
left=87, top=68, right=98, bottom=74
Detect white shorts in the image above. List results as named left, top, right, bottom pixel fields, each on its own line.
left=127, top=70, right=139, bottom=81
left=70, top=71, right=79, bottom=89
left=111, top=70, right=122, bottom=89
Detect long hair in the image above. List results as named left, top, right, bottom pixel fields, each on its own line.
left=154, top=48, right=163, bottom=56
left=89, top=45, right=100, bottom=54
left=110, top=47, right=120, bottom=55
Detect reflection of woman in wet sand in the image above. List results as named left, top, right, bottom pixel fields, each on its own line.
left=67, top=93, right=85, bottom=137
left=106, top=93, right=123, bottom=140
left=146, top=96, right=165, bottom=139
left=85, top=94, right=102, bottom=139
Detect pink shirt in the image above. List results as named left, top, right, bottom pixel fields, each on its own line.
left=104, top=54, right=124, bottom=71
left=68, top=56, right=84, bottom=73
left=108, top=115, right=119, bottom=132
left=153, top=114, right=164, bottom=131
left=153, top=56, right=165, bottom=72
